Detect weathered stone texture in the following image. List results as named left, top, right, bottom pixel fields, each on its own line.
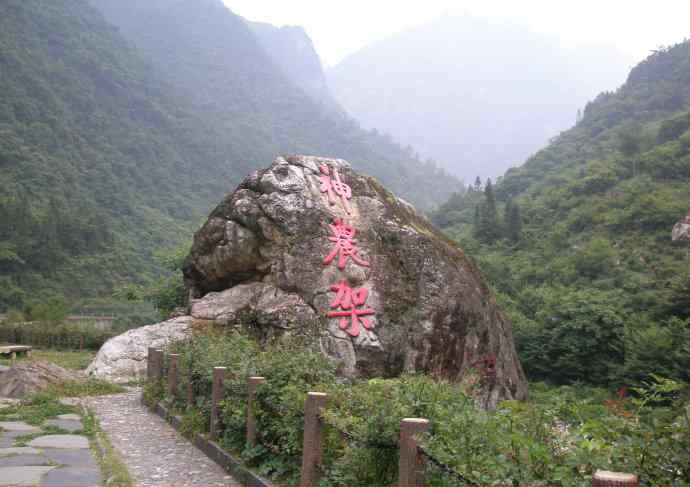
left=672, top=214, right=690, bottom=242
left=181, top=156, right=527, bottom=407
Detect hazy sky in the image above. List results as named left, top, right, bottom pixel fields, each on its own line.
left=224, top=0, right=688, bottom=67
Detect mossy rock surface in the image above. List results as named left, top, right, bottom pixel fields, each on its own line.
left=177, top=155, right=529, bottom=407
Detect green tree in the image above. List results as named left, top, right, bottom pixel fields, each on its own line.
left=505, top=200, right=522, bottom=242
left=477, top=178, right=499, bottom=243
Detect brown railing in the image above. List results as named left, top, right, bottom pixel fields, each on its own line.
left=146, top=348, right=639, bottom=487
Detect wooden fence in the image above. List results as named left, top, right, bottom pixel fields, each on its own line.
left=146, top=348, right=639, bottom=487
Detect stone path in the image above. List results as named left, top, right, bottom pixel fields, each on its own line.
left=0, top=414, right=100, bottom=487
left=82, top=390, right=240, bottom=487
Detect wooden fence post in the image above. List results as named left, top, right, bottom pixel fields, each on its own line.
left=592, top=471, right=638, bottom=486
left=246, top=376, right=266, bottom=447
left=210, top=366, right=228, bottom=441
left=152, top=349, right=164, bottom=381
left=299, top=392, right=328, bottom=487
left=186, top=361, right=195, bottom=409
left=147, top=347, right=156, bottom=380
left=398, top=418, right=430, bottom=487
left=168, top=353, right=180, bottom=400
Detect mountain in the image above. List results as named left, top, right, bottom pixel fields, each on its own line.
left=327, top=12, right=632, bottom=181
left=432, top=41, right=690, bottom=386
left=0, top=0, right=237, bottom=309
left=248, top=21, right=336, bottom=109
left=91, top=0, right=459, bottom=210
left=0, top=0, right=460, bottom=311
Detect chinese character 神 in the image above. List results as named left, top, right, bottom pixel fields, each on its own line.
left=323, top=219, right=370, bottom=270
left=319, top=164, right=352, bottom=214
left=328, top=280, right=375, bottom=337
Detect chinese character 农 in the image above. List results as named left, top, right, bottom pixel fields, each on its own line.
left=319, top=164, right=352, bottom=214
left=323, top=219, right=370, bottom=270
left=327, top=280, right=375, bottom=337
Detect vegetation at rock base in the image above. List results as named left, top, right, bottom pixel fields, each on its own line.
left=148, top=330, right=690, bottom=486
left=431, top=40, right=690, bottom=388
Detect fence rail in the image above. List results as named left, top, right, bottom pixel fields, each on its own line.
left=146, top=349, right=640, bottom=487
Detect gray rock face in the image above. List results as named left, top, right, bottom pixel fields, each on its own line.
left=672, top=214, right=690, bottom=242
left=181, top=155, right=527, bottom=407
left=0, top=362, right=81, bottom=399
left=86, top=317, right=192, bottom=382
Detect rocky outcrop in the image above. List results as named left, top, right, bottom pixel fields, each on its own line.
left=672, top=214, right=690, bottom=242
left=87, top=316, right=192, bottom=382
left=181, top=155, right=527, bottom=407
left=0, top=362, right=81, bottom=398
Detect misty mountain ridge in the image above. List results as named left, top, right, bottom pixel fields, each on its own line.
left=328, top=11, right=633, bottom=181
left=0, top=0, right=460, bottom=309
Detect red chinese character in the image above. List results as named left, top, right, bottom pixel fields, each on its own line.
left=328, top=280, right=375, bottom=337
left=319, top=164, right=352, bottom=214
left=323, top=219, right=369, bottom=269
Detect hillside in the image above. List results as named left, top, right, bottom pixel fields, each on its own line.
left=0, top=0, right=238, bottom=309
left=328, top=12, right=631, bottom=181
left=248, top=21, right=336, bottom=110
left=0, top=0, right=459, bottom=311
left=433, top=41, right=690, bottom=386
left=91, top=0, right=459, bottom=209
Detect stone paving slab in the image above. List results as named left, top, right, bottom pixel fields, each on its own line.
left=44, top=419, right=83, bottom=433
left=55, top=414, right=81, bottom=422
left=28, top=435, right=89, bottom=449
left=0, top=466, right=55, bottom=486
left=0, top=453, right=51, bottom=467
left=43, top=448, right=97, bottom=468
left=82, top=390, right=241, bottom=487
left=40, top=466, right=101, bottom=487
left=0, top=421, right=41, bottom=433
left=0, top=447, right=42, bottom=457
left=0, top=430, right=25, bottom=448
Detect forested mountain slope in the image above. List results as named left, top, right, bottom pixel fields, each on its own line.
left=91, top=0, right=457, bottom=208
left=432, top=41, right=690, bottom=386
left=0, top=0, right=457, bottom=310
left=0, top=0, right=237, bottom=309
left=328, top=12, right=630, bottom=181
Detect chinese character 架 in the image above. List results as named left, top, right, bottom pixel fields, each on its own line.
left=328, top=280, right=375, bottom=337
left=323, top=219, right=370, bottom=270
left=319, top=164, right=352, bottom=214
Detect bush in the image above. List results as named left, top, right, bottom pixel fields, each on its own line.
left=0, top=321, right=113, bottom=350
left=154, top=330, right=690, bottom=487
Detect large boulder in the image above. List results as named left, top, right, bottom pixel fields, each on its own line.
left=86, top=316, right=192, bottom=382
left=672, top=214, right=690, bottom=242
left=0, top=361, right=81, bottom=398
left=182, top=155, right=527, bottom=407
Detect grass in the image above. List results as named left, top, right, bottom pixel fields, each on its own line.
left=0, top=349, right=95, bottom=370
left=49, top=378, right=126, bottom=397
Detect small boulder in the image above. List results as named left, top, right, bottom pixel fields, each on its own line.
left=86, top=316, right=191, bottom=382
left=0, top=362, right=81, bottom=399
left=672, top=214, right=690, bottom=242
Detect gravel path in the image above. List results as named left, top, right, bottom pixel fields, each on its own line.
left=83, top=390, right=240, bottom=487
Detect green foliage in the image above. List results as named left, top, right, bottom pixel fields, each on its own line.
left=156, top=331, right=690, bottom=486
left=434, top=40, right=690, bottom=388
left=49, top=378, right=126, bottom=397
left=0, top=321, right=114, bottom=350
left=0, top=0, right=460, bottom=310
left=23, top=295, right=70, bottom=323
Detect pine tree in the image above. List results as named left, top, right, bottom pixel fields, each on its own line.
left=474, top=176, right=482, bottom=192
left=506, top=201, right=522, bottom=242
left=480, top=179, right=499, bottom=243
left=473, top=205, right=481, bottom=237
